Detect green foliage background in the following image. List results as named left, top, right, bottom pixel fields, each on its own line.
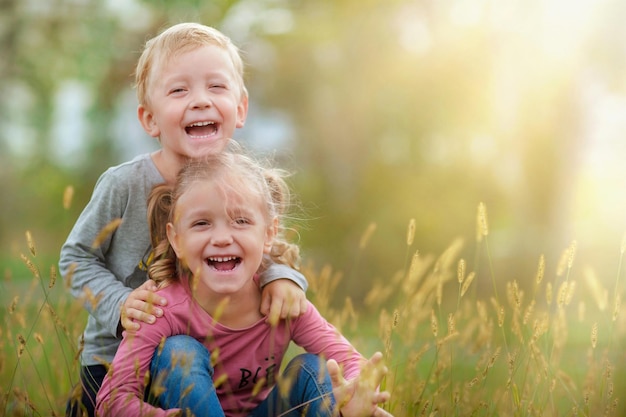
left=2, top=0, right=626, bottom=307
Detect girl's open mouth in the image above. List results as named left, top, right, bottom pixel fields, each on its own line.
left=206, top=256, right=241, bottom=271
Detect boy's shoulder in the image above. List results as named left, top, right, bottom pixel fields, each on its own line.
left=93, top=154, right=163, bottom=192
left=102, top=153, right=159, bottom=180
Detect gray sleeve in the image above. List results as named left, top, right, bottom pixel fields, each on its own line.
left=258, top=261, right=308, bottom=292
left=59, top=171, right=132, bottom=337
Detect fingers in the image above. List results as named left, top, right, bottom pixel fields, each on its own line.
left=263, top=292, right=299, bottom=325
left=122, top=280, right=167, bottom=330
left=327, top=359, right=345, bottom=389
left=373, top=406, right=394, bottom=417
left=259, top=292, right=271, bottom=316
left=139, top=278, right=159, bottom=292
left=362, top=352, right=388, bottom=387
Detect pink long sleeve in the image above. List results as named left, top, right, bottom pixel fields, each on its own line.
left=96, top=282, right=364, bottom=417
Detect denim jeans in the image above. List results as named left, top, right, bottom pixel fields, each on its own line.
left=150, top=335, right=336, bottom=417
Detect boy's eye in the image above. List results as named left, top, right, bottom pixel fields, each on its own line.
left=170, top=87, right=186, bottom=94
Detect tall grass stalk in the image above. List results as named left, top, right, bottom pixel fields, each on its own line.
left=2, top=206, right=625, bottom=416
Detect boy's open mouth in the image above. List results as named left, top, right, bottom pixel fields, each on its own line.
left=186, top=121, right=218, bottom=137
left=207, top=256, right=241, bottom=271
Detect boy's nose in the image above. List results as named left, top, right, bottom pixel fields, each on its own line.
left=190, top=90, right=212, bottom=109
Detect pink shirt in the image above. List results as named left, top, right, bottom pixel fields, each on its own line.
left=96, top=279, right=363, bottom=417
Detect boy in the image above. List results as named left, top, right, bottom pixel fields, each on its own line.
left=60, top=22, right=308, bottom=417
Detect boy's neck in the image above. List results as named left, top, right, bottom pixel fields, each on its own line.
left=151, top=150, right=186, bottom=184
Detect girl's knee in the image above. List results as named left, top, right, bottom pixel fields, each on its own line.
left=152, top=335, right=211, bottom=372
left=284, top=354, right=329, bottom=381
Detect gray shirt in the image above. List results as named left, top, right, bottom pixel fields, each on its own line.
left=59, top=154, right=307, bottom=366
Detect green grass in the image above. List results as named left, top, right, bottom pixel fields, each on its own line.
left=2, top=211, right=625, bottom=416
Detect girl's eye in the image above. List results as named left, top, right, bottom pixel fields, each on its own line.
left=234, top=218, right=250, bottom=225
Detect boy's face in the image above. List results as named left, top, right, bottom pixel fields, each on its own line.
left=138, top=45, right=248, bottom=165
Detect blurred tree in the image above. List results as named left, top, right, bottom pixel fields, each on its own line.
left=1, top=0, right=625, bottom=306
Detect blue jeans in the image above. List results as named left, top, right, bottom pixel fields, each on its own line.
left=150, top=335, right=336, bottom=417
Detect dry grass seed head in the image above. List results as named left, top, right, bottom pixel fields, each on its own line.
left=63, top=185, right=74, bottom=209
left=523, top=299, right=535, bottom=325
left=430, top=309, right=438, bottom=337
left=404, top=251, right=428, bottom=296
left=91, top=218, right=123, bottom=249
left=49, top=265, right=57, bottom=288
left=20, top=253, right=40, bottom=279
left=461, top=272, right=475, bottom=297
left=612, top=294, right=620, bottom=321
left=17, top=334, right=27, bottom=358
left=536, top=254, right=545, bottom=285
left=476, top=202, right=489, bottom=241
left=365, top=282, right=395, bottom=310
left=447, top=313, right=456, bottom=335
left=359, top=222, right=377, bottom=250
left=407, top=218, right=416, bottom=246
left=584, top=267, right=608, bottom=311
left=9, top=296, right=18, bottom=314
left=567, top=240, right=577, bottom=270
left=26, top=230, right=36, bottom=257
left=457, top=259, right=465, bottom=284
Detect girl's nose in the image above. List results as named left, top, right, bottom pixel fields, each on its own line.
left=211, top=224, right=233, bottom=246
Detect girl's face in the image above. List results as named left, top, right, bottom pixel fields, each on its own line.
left=166, top=179, right=274, bottom=296
left=138, top=45, right=248, bottom=166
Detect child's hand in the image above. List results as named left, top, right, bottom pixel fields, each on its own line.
left=121, top=279, right=167, bottom=331
left=327, top=352, right=392, bottom=417
left=260, top=279, right=308, bottom=325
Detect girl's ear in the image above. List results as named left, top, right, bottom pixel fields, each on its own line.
left=138, top=104, right=161, bottom=138
left=166, top=222, right=181, bottom=258
left=263, top=217, right=278, bottom=254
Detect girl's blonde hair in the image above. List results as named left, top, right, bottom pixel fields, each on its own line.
left=134, top=22, right=247, bottom=107
left=147, top=142, right=299, bottom=285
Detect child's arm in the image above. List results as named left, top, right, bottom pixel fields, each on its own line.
left=59, top=167, right=162, bottom=337
left=259, top=262, right=308, bottom=323
left=328, top=352, right=392, bottom=417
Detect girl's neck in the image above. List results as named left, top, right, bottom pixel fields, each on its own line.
left=193, top=280, right=263, bottom=329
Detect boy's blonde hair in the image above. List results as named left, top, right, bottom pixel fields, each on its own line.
left=135, top=22, right=248, bottom=106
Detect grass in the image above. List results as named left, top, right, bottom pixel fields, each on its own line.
left=1, top=203, right=625, bottom=416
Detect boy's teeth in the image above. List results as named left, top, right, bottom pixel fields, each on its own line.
left=189, top=121, right=214, bottom=127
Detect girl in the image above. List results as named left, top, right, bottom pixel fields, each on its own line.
left=96, top=144, right=391, bottom=417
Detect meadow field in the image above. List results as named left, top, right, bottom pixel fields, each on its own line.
left=1, top=205, right=625, bottom=417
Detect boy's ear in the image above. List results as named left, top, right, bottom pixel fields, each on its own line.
left=138, top=104, right=160, bottom=138
left=236, top=94, right=249, bottom=128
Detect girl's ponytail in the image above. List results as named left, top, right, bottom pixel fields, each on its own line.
left=146, top=183, right=177, bottom=285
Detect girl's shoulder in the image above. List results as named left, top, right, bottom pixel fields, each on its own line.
left=156, top=280, right=197, bottom=315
